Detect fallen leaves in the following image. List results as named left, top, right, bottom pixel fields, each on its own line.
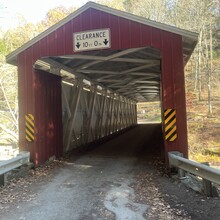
left=0, top=160, right=65, bottom=212
left=132, top=158, right=220, bottom=220
left=133, top=164, right=191, bottom=220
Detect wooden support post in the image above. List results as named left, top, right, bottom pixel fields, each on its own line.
left=118, top=98, right=122, bottom=130
left=112, top=94, right=118, bottom=133
left=174, top=152, right=186, bottom=179
left=178, top=169, right=186, bottom=179
left=86, top=85, right=97, bottom=143
left=126, top=99, right=130, bottom=126
left=108, top=93, right=114, bottom=135
left=114, top=96, right=120, bottom=132
left=81, top=90, right=89, bottom=146
left=0, top=174, right=6, bottom=186
left=202, top=162, right=218, bottom=197
left=130, top=102, right=133, bottom=125
left=131, top=103, right=136, bottom=124
left=121, top=99, right=124, bottom=129
left=124, top=99, right=128, bottom=127
left=104, top=95, right=110, bottom=136
left=128, top=101, right=131, bottom=126
left=203, top=178, right=213, bottom=197
left=94, top=92, right=101, bottom=140
left=62, top=84, right=72, bottom=119
left=64, top=79, right=83, bottom=151
left=99, top=90, right=107, bottom=138
left=134, top=103, right=137, bottom=124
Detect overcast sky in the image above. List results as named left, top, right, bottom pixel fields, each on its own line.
left=0, top=0, right=90, bottom=30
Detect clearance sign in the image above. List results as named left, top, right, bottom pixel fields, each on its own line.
left=73, top=28, right=111, bottom=52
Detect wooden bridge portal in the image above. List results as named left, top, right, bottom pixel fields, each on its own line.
left=6, top=2, right=197, bottom=165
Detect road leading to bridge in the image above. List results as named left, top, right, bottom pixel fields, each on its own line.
left=1, top=124, right=219, bottom=220
left=0, top=124, right=162, bottom=220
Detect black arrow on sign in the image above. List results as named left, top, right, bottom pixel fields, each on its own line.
left=103, top=39, right=108, bottom=45
left=76, top=42, right=81, bottom=49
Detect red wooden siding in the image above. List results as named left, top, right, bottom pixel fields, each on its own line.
left=171, top=35, right=188, bottom=156
left=34, top=70, right=62, bottom=165
left=17, top=7, right=188, bottom=164
left=161, top=32, right=188, bottom=157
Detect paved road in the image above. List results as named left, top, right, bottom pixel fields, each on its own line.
left=1, top=124, right=163, bottom=220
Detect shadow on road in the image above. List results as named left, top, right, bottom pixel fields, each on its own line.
left=83, top=123, right=164, bottom=160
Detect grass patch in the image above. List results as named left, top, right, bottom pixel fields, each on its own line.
left=190, top=153, right=220, bottom=166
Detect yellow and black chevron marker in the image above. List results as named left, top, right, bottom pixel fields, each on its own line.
left=25, top=114, right=34, bottom=142
left=164, top=109, right=177, bottom=141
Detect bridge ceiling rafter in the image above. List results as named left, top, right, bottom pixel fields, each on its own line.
left=34, top=46, right=161, bottom=103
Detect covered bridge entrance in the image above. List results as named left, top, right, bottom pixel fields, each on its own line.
left=6, top=2, right=197, bottom=165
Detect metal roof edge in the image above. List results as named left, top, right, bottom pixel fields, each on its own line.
left=91, top=2, right=198, bottom=40
left=6, top=1, right=198, bottom=65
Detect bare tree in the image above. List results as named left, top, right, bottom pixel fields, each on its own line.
left=0, top=61, right=18, bottom=144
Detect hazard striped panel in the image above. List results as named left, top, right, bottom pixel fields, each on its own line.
left=25, top=114, right=34, bottom=142
left=164, top=109, right=177, bottom=141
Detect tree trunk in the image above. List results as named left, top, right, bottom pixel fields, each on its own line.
left=195, top=30, right=203, bottom=101
left=208, top=25, right=213, bottom=115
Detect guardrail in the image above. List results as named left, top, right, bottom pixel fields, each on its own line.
left=168, top=151, right=220, bottom=196
left=168, top=151, right=220, bottom=185
left=0, top=151, right=30, bottom=185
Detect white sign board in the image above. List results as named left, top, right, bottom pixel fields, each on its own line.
left=73, top=29, right=110, bottom=52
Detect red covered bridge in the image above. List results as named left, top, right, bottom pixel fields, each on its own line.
left=6, top=2, right=197, bottom=165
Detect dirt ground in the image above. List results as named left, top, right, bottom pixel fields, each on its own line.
left=0, top=124, right=219, bottom=220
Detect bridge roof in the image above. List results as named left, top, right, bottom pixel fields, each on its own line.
left=7, top=1, right=197, bottom=65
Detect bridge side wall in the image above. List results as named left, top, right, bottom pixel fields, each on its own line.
left=62, top=82, right=137, bottom=152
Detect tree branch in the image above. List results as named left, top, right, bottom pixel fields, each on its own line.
left=0, top=123, right=18, bottom=142
left=0, top=79, right=18, bottom=125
